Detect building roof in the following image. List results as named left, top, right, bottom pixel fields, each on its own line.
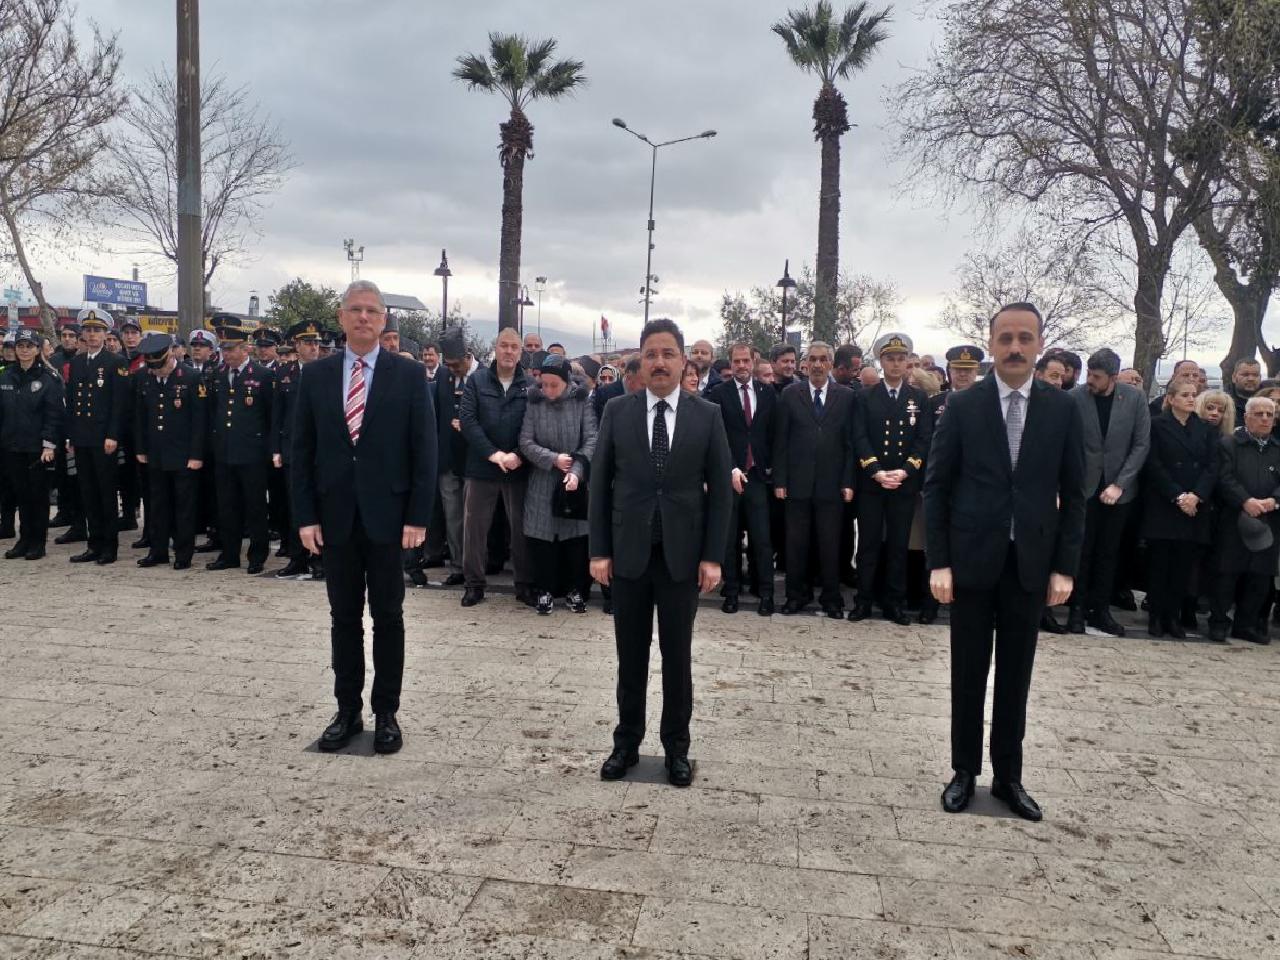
left=382, top=293, right=428, bottom=312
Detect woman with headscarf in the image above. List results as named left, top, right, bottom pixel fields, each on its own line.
left=518, top=354, right=598, bottom=614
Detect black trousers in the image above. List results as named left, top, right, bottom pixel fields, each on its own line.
left=855, top=487, right=914, bottom=607
left=1074, top=498, right=1132, bottom=611
left=76, top=444, right=119, bottom=556
left=324, top=515, right=406, bottom=714
left=118, top=439, right=141, bottom=521
left=0, top=455, right=14, bottom=530
left=1210, top=571, right=1271, bottom=632
left=612, top=544, right=699, bottom=756
left=784, top=498, right=842, bottom=607
left=215, top=460, right=269, bottom=565
left=528, top=535, right=590, bottom=596
left=267, top=459, right=288, bottom=536
left=424, top=487, right=447, bottom=563
left=148, top=467, right=198, bottom=561
left=197, top=459, right=219, bottom=543
left=1146, top=539, right=1201, bottom=620
left=724, top=478, right=773, bottom=599
left=839, top=500, right=857, bottom=586
left=54, top=444, right=82, bottom=525
left=950, top=543, right=1042, bottom=783
left=5, top=452, right=49, bottom=548
left=276, top=464, right=304, bottom=560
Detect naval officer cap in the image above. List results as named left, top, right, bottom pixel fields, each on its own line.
left=138, top=332, right=175, bottom=359
left=76, top=307, right=114, bottom=330
left=873, top=331, right=913, bottom=357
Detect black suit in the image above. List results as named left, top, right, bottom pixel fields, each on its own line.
left=707, top=377, right=776, bottom=600
left=292, top=349, right=437, bottom=714
left=772, top=380, right=855, bottom=609
left=592, top=379, right=625, bottom=426
left=589, top=389, right=732, bottom=756
left=924, top=375, right=1085, bottom=782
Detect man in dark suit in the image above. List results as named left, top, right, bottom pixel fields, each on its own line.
left=924, top=302, right=1085, bottom=822
left=590, top=318, right=732, bottom=788
left=432, top=329, right=474, bottom=589
left=292, top=280, right=437, bottom=755
left=272, top=320, right=324, bottom=579
left=707, top=342, right=776, bottom=615
left=772, top=341, right=855, bottom=617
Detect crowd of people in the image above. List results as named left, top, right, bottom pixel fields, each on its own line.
left=3, top=302, right=1280, bottom=647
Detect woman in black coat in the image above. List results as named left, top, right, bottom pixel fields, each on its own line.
left=0, top=329, right=65, bottom=560
left=1141, top=380, right=1218, bottom=637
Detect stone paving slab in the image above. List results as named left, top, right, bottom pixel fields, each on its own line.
left=2, top=539, right=1279, bottom=958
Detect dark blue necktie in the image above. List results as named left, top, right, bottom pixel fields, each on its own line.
left=813, top=387, right=824, bottom=419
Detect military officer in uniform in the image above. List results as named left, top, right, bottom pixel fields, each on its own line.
left=207, top=320, right=275, bottom=574
left=254, top=326, right=282, bottom=369
left=187, top=328, right=222, bottom=552
left=50, top=320, right=87, bottom=542
left=133, top=333, right=207, bottom=569
left=65, top=308, right=130, bottom=564
left=919, top=345, right=984, bottom=624
left=850, top=332, right=934, bottom=624
left=117, top=316, right=148, bottom=545
left=272, top=320, right=324, bottom=579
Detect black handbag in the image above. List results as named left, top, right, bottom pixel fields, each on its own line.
left=551, top=452, right=590, bottom=520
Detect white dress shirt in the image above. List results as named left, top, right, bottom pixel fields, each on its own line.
left=735, top=377, right=754, bottom=412
left=994, top=374, right=1032, bottom=420
left=808, top=378, right=829, bottom=405
left=646, top=387, right=680, bottom=449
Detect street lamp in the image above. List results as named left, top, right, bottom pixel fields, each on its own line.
left=776, top=259, right=797, bottom=345
left=513, top=285, right=534, bottom=335
left=612, top=117, right=717, bottom=324
left=534, top=276, right=547, bottom=335
left=433, top=249, right=452, bottom=327
left=343, top=238, right=364, bottom=282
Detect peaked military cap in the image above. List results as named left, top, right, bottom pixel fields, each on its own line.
left=945, top=345, right=984, bottom=369
left=873, top=331, right=913, bottom=357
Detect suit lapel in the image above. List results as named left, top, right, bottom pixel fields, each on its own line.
left=668, top=391, right=696, bottom=462
left=330, top=354, right=353, bottom=447
left=358, top=350, right=393, bottom=445
left=983, top=377, right=1014, bottom=476
left=1016, top=380, right=1045, bottom=476
left=631, top=392, right=655, bottom=480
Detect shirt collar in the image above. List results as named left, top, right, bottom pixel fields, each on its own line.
left=995, top=374, right=1031, bottom=401
left=345, top=343, right=380, bottom=368
left=647, top=387, right=680, bottom=412
left=809, top=377, right=829, bottom=397
left=235, top=357, right=250, bottom=374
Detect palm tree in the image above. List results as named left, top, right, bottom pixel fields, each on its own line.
left=454, top=34, right=586, bottom=330
left=773, top=2, right=891, bottom=342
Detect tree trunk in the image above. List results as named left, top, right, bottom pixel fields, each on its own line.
left=814, top=132, right=841, bottom=344
left=1131, top=260, right=1166, bottom=388
left=1219, top=288, right=1277, bottom=378
left=497, top=108, right=530, bottom=332
left=0, top=191, right=55, bottom=337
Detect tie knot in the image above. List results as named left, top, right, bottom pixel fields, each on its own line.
left=656, top=398, right=669, bottom=414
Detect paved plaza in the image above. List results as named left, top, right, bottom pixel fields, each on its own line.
left=1, top=542, right=1279, bottom=959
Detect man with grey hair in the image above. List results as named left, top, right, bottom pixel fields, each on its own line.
left=1067, top=347, right=1150, bottom=636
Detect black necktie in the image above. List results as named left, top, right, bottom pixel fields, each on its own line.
left=652, top=399, right=670, bottom=543
left=813, top=387, right=824, bottom=419
left=889, top=388, right=898, bottom=400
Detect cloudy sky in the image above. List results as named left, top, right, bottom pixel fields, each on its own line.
left=12, top=0, right=1191, bottom=359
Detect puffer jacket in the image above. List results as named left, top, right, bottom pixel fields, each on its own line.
left=460, top=360, right=530, bottom=481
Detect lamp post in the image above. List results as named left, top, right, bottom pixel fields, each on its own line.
left=513, top=285, right=534, bottom=335
left=776, top=259, right=797, bottom=345
left=433, top=249, right=452, bottom=328
left=343, top=238, right=364, bottom=282
left=534, top=276, right=547, bottom=336
left=612, top=118, right=717, bottom=324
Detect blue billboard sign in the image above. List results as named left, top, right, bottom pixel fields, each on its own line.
left=83, top=275, right=148, bottom=308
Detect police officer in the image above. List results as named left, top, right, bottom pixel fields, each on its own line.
left=134, top=333, right=207, bottom=569
left=0, top=329, right=64, bottom=560
left=850, top=332, right=934, bottom=624
left=272, top=320, right=324, bottom=579
left=0, top=333, right=15, bottom=540
left=65, top=308, right=130, bottom=565
left=919, top=345, right=984, bottom=625
left=207, top=319, right=275, bottom=573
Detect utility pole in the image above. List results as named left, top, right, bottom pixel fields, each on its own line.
left=344, top=239, right=364, bottom=282
left=176, top=0, right=202, bottom=337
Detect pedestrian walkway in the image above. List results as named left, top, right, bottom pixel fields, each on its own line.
left=1, top=541, right=1277, bottom=958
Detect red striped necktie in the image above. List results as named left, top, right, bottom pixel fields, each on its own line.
left=346, top=357, right=366, bottom=443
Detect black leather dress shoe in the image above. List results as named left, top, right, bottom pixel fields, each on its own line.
left=274, top=558, right=309, bottom=578
left=1039, top=609, right=1068, bottom=634
left=23, top=547, right=45, bottom=561
left=131, top=536, right=150, bottom=550
left=779, top=599, right=807, bottom=616
left=173, top=557, right=192, bottom=570
left=1066, top=607, right=1086, bottom=633
left=442, top=572, right=465, bottom=587
left=1111, top=588, right=1138, bottom=611
left=600, top=748, right=638, bottom=781
left=665, top=754, right=693, bottom=788
left=69, top=549, right=100, bottom=563
left=847, top=601, right=874, bottom=622
left=823, top=605, right=844, bottom=620
left=757, top=597, right=774, bottom=617
left=1233, top=627, right=1271, bottom=645
left=3, top=544, right=26, bottom=560
left=407, top=568, right=428, bottom=588
left=1164, top=618, right=1186, bottom=640
left=515, top=587, right=538, bottom=608
left=55, top=529, right=87, bottom=545
left=1209, top=623, right=1228, bottom=643
left=1147, top=615, right=1166, bottom=638
left=205, top=558, right=239, bottom=571
left=318, top=711, right=362, bottom=752
left=246, top=562, right=265, bottom=575
left=941, top=770, right=975, bottom=813
left=49, top=512, right=72, bottom=528
left=460, top=587, right=484, bottom=607
left=374, top=713, right=402, bottom=754
left=95, top=553, right=117, bottom=566
left=883, top=604, right=911, bottom=626
left=137, top=553, right=168, bottom=568
left=194, top=540, right=220, bottom=553
left=918, top=599, right=939, bottom=625
left=721, top=596, right=739, bottom=614
left=991, top=779, right=1043, bottom=821
left=1087, top=610, right=1126, bottom=637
